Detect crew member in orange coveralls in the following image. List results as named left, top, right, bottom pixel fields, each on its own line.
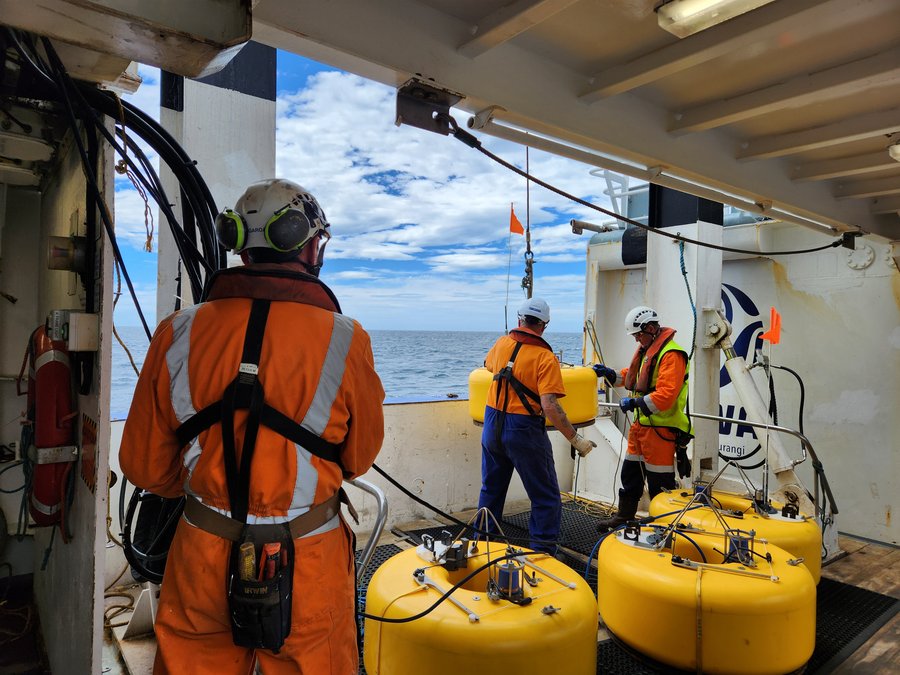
left=594, top=306, right=691, bottom=532
left=120, top=179, right=385, bottom=674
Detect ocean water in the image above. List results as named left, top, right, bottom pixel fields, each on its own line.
left=110, top=326, right=585, bottom=419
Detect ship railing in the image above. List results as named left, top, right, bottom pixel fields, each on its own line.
left=596, top=403, right=838, bottom=521
left=347, top=477, right=389, bottom=582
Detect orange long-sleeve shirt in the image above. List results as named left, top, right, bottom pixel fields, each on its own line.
left=120, top=295, right=385, bottom=518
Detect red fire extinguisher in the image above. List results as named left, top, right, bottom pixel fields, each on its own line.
left=18, top=320, right=77, bottom=538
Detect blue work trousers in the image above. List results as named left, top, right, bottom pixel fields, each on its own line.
left=478, top=407, right=561, bottom=553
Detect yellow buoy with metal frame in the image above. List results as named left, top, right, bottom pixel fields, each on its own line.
left=468, top=365, right=597, bottom=425
left=596, top=524, right=816, bottom=675
left=363, top=540, right=598, bottom=675
left=649, top=488, right=823, bottom=583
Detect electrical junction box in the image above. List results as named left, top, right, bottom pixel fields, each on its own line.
left=67, top=312, right=100, bottom=352
left=46, top=310, right=99, bottom=351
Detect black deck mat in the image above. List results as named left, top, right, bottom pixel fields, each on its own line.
left=387, top=498, right=608, bottom=561
left=808, top=577, right=899, bottom=673
left=356, top=544, right=403, bottom=675
left=592, top=577, right=899, bottom=674
left=502, top=498, right=609, bottom=559
left=364, top=526, right=899, bottom=674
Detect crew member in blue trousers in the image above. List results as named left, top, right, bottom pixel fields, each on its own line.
left=478, top=298, right=595, bottom=553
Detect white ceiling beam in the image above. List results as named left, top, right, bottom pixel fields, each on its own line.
left=582, top=0, right=840, bottom=102
left=457, top=0, right=579, bottom=58
left=0, top=0, right=250, bottom=78
left=870, top=194, right=900, bottom=214
left=670, top=46, right=900, bottom=134
left=835, top=176, right=900, bottom=199
left=738, top=108, right=900, bottom=160
left=251, top=0, right=894, bottom=241
left=793, top=152, right=900, bottom=182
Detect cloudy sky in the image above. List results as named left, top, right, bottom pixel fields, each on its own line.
left=112, top=51, right=620, bottom=335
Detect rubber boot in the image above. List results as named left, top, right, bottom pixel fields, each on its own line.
left=596, top=495, right=640, bottom=533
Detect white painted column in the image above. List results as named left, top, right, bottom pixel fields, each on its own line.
left=646, top=222, right=723, bottom=480
left=157, top=42, right=276, bottom=322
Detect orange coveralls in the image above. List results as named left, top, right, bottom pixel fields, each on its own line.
left=120, top=265, right=384, bottom=674
left=620, top=349, right=687, bottom=469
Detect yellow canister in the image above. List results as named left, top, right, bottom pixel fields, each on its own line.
left=649, top=490, right=823, bottom=583
left=597, top=527, right=816, bottom=674
left=364, top=543, right=598, bottom=675
left=468, top=365, right=597, bottom=425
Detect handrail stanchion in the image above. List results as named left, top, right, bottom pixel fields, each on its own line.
left=347, top=477, right=389, bottom=582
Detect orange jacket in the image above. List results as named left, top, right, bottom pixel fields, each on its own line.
left=484, top=328, right=565, bottom=416
left=120, top=264, right=385, bottom=521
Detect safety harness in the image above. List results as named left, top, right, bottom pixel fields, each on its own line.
left=623, top=326, right=693, bottom=452
left=623, top=326, right=677, bottom=393
left=491, top=329, right=552, bottom=447
left=173, top=266, right=352, bottom=653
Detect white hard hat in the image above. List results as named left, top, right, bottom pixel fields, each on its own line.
left=517, top=297, right=551, bottom=323
left=216, top=178, right=330, bottom=253
left=624, top=306, right=659, bottom=334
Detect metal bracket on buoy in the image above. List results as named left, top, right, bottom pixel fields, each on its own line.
left=521, top=558, right=577, bottom=590
left=671, top=555, right=777, bottom=582
left=413, top=570, right=480, bottom=622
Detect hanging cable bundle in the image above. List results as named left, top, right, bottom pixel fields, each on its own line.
left=4, top=28, right=224, bottom=578
left=4, top=29, right=224, bottom=337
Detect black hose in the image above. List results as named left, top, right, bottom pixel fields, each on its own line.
left=371, top=463, right=557, bottom=549
left=770, top=365, right=806, bottom=435
left=359, top=550, right=544, bottom=623
left=38, top=37, right=153, bottom=339
left=13, top=31, right=222, bottom=303
left=440, top=113, right=848, bottom=257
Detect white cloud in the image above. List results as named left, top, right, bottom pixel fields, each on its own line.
left=114, top=62, right=618, bottom=332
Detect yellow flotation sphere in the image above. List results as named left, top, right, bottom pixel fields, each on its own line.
left=597, top=526, right=816, bottom=674
left=364, top=542, right=598, bottom=675
left=649, top=489, right=823, bottom=583
left=468, top=366, right=598, bottom=425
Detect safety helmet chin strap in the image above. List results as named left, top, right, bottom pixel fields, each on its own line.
left=640, top=323, right=660, bottom=338
left=306, top=235, right=328, bottom=278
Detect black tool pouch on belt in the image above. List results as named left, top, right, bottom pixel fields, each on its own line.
left=217, top=299, right=297, bottom=652
left=227, top=525, right=295, bottom=652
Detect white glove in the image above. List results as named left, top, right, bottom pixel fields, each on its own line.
left=570, top=433, right=596, bottom=458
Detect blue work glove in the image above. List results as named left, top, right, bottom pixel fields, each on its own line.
left=619, top=397, right=637, bottom=413
left=593, top=364, right=617, bottom=385
left=619, top=396, right=650, bottom=416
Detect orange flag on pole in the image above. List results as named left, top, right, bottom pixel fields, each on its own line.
left=509, top=204, right=524, bottom=235
left=760, top=306, right=781, bottom=344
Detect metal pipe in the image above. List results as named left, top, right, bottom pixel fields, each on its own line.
left=347, top=477, right=389, bottom=582
left=597, top=401, right=814, bottom=467
left=596, top=402, right=835, bottom=517
left=471, top=118, right=841, bottom=235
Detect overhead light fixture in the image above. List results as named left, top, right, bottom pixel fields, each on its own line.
left=656, top=0, right=778, bottom=38
left=889, top=141, right=900, bottom=163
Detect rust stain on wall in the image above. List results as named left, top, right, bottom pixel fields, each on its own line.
left=771, top=262, right=833, bottom=317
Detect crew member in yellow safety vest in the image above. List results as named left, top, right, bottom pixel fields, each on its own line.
left=593, top=306, right=691, bottom=532
left=120, top=179, right=384, bottom=674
